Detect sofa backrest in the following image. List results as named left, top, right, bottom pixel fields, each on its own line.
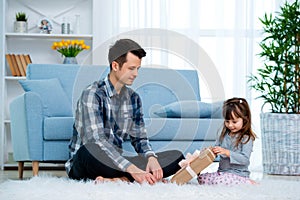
left=72, top=65, right=109, bottom=112
left=72, top=66, right=201, bottom=118
left=27, top=64, right=80, bottom=102
left=27, top=64, right=201, bottom=118
left=131, top=68, right=201, bottom=118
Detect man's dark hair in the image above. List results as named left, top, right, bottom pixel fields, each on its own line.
left=112, top=49, right=146, bottom=69
left=108, top=39, right=146, bottom=69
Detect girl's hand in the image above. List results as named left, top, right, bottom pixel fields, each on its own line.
left=213, top=146, right=230, bottom=157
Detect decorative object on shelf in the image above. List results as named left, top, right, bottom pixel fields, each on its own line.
left=61, top=17, right=70, bottom=34
left=74, top=14, right=80, bottom=34
left=38, top=18, right=53, bottom=34
left=14, top=12, right=28, bottom=33
left=51, top=39, right=90, bottom=64
left=248, top=0, right=300, bottom=175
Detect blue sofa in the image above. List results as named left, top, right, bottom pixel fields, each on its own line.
left=10, top=64, right=223, bottom=178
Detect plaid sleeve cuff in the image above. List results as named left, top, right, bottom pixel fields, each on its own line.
left=145, top=151, right=158, bottom=159
left=122, top=160, right=133, bottom=172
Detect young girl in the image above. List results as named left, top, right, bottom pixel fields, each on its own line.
left=198, top=97, right=257, bottom=185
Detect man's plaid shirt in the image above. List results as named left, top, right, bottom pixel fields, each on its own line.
left=65, top=76, right=156, bottom=174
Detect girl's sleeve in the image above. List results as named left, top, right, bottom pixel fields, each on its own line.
left=229, top=139, right=253, bottom=165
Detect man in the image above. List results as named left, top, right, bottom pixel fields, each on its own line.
left=65, top=39, right=184, bottom=184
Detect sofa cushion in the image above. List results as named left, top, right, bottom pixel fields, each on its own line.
left=19, top=78, right=73, bottom=117
left=153, top=100, right=222, bottom=118
left=144, top=118, right=223, bottom=141
left=27, top=64, right=80, bottom=102
left=43, top=141, right=70, bottom=160
left=211, top=104, right=223, bottom=118
left=122, top=140, right=216, bottom=156
left=43, top=117, right=74, bottom=140
left=132, top=68, right=201, bottom=118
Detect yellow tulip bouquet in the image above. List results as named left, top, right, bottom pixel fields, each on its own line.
left=51, top=39, right=90, bottom=57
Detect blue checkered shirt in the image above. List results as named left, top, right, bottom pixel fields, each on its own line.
left=65, top=76, right=156, bottom=174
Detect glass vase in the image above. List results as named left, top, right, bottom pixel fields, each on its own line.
left=63, top=57, right=78, bottom=64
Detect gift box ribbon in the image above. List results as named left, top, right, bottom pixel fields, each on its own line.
left=178, top=149, right=201, bottom=178
left=178, top=148, right=214, bottom=178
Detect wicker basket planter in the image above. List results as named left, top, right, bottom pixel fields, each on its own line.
left=260, top=113, right=300, bottom=175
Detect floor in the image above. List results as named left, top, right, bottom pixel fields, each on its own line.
left=1, top=163, right=299, bottom=184
left=0, top=168, right=67, bottom=184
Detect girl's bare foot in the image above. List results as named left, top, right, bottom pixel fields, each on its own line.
left=249, top=179, right=258, bottom=185
left=94, top=176, right=130, bottom=184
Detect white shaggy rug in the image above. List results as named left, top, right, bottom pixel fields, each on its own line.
left=0, top=175, right=299, bottom=200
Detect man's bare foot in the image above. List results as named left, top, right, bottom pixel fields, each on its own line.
left=160, top=179, right=169, bottom=183
left=94, top=176, right=130, bottom=184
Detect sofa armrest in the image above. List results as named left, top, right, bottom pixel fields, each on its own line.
left=10, top=92, right=44, bottom=161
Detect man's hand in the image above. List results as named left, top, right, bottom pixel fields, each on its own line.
left=146, top=156, right=163, bottom=181
left=126, top=164, right=157, bottom=185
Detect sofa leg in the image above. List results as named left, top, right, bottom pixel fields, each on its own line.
left=32, top=161, right=39, bottom=176
left=18, top=161, right=24, bottom=179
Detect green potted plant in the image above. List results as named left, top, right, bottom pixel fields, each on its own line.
left=14, top=12, right=28, bottom=33
left=248, top=0, right=300, bottom=175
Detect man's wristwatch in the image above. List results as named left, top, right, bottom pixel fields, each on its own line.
left=147, top=153, right=158, bottom=159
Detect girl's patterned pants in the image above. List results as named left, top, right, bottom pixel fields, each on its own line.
left=197, top=172, right=252, bottom=185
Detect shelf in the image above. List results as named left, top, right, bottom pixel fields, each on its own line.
left=4, top=120, right=11, bottom=124
left=1, top=0, right=94, bottom=169
left=5, top=33, right=93, bottom=40
left=5, top=76, right=26, bottom=80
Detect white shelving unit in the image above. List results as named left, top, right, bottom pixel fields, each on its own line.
left=0, top=0, right=94, bottom=169
left=5, top=32, right=93, bottom=39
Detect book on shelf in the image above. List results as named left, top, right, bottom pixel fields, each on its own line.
left=19, top=54, right=28, bottom=75
left=10, top=54, right=21, bottom=76
left=5, top=54, right=32, bottom=77
left=15, top=55, right=26, bottom=76
left=24, top=54, right=32, bottom=65
left=5, top=54, right=17, bottom=76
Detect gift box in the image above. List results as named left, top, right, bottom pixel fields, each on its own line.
left=171, top=147, right=216, bottom=185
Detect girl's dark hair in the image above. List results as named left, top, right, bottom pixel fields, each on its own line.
left=219, top=97, right=257, bottom=147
